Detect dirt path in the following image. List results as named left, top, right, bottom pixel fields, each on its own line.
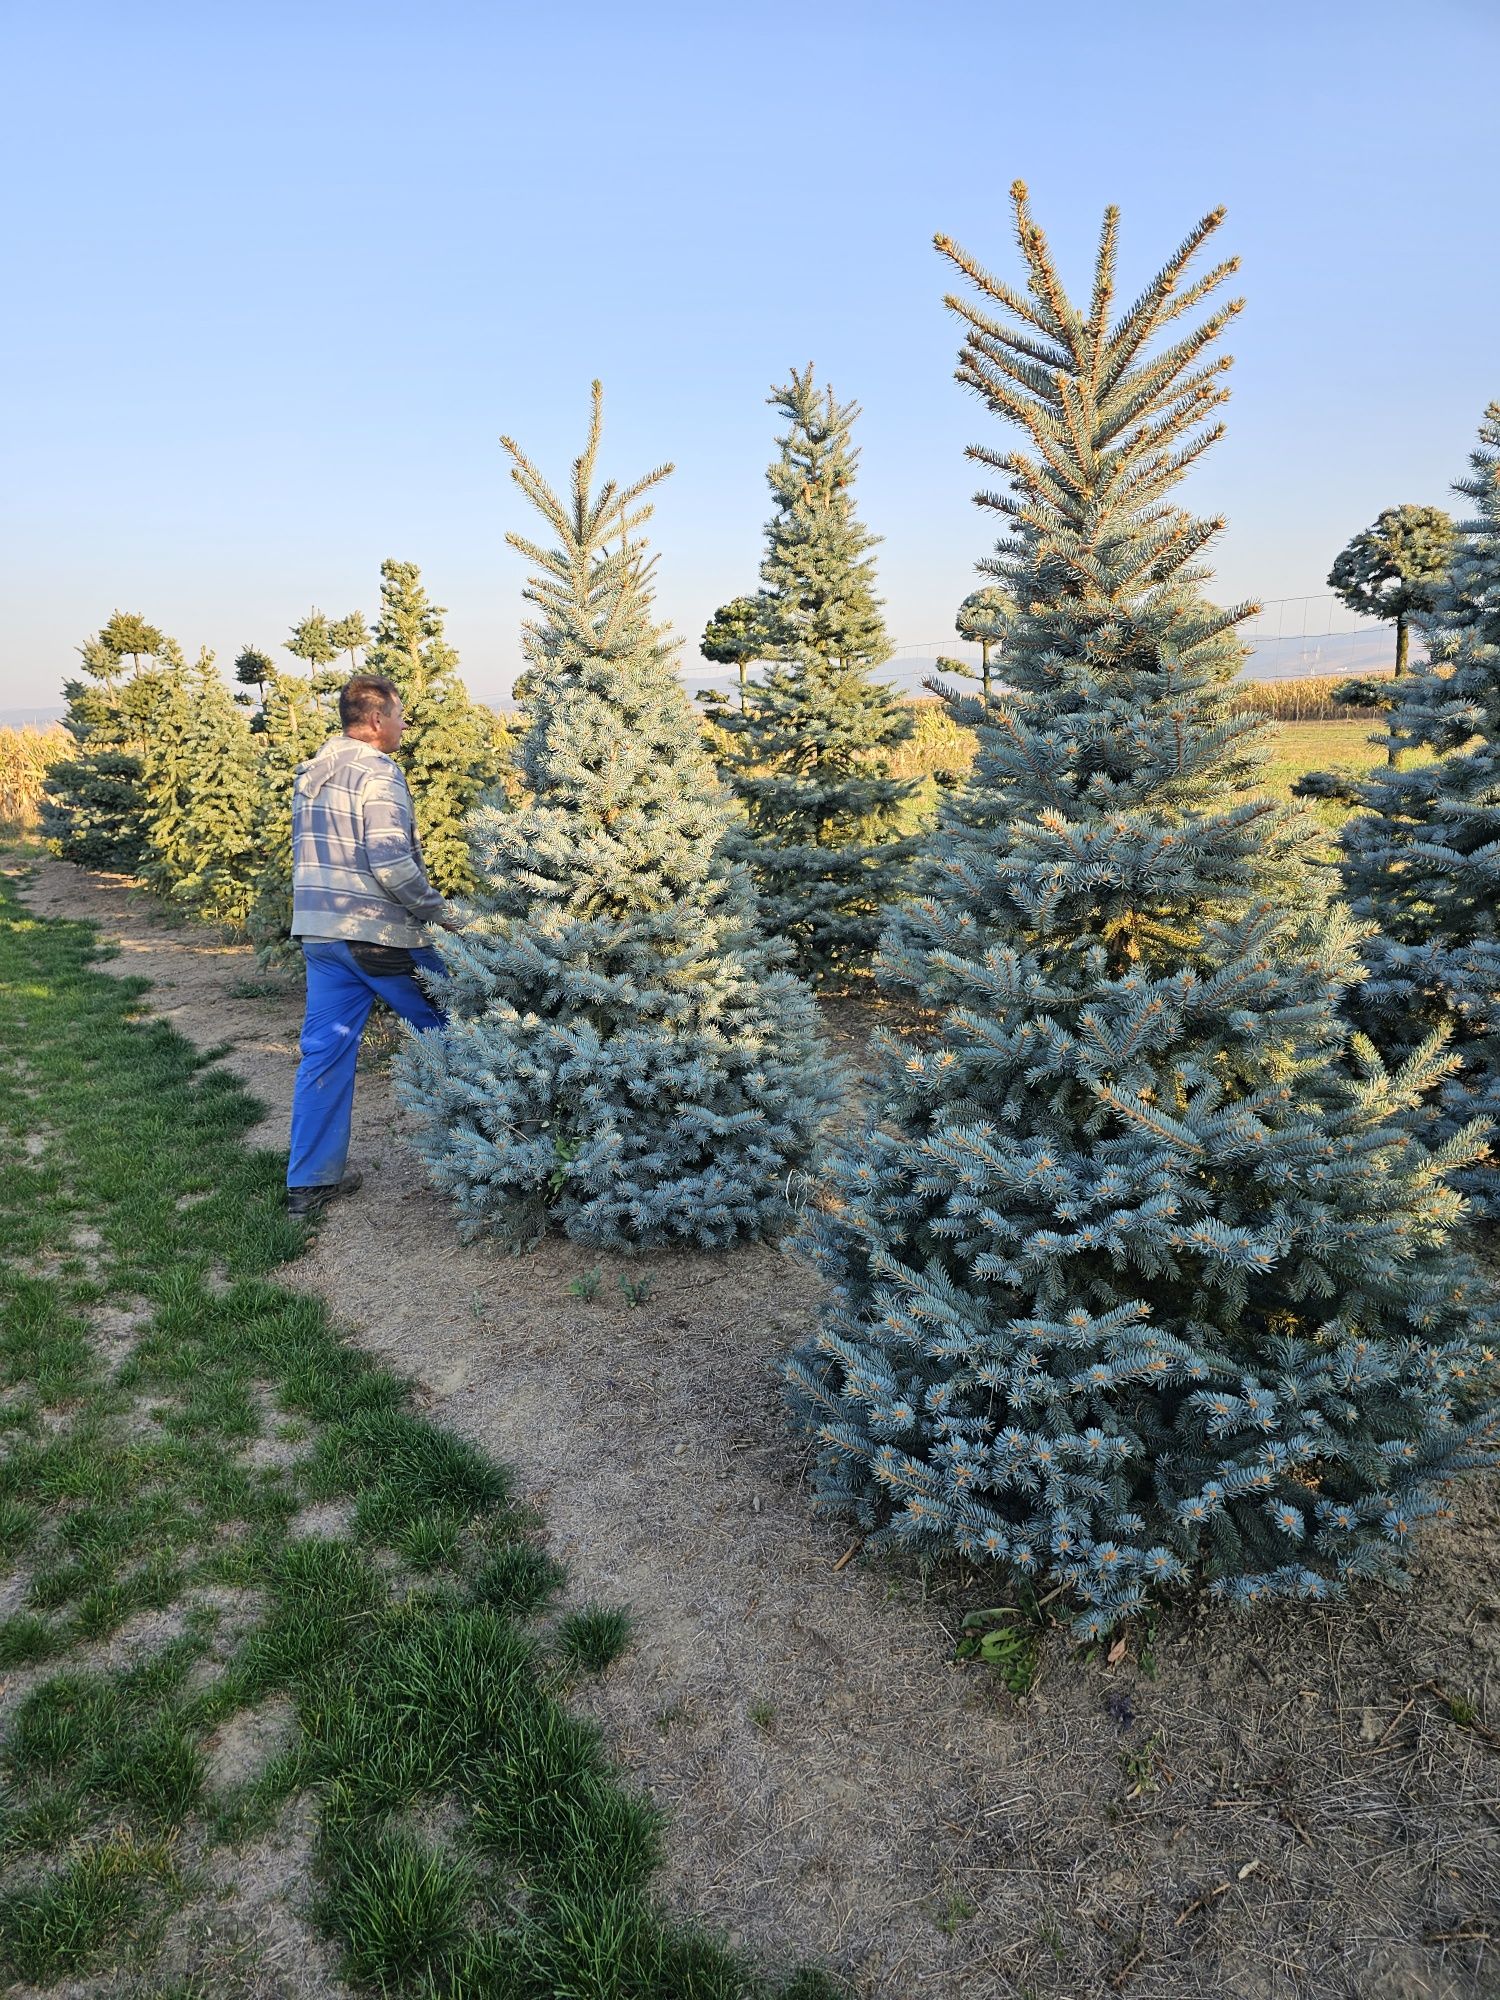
left=21, top=858, right=1500, bottom=2000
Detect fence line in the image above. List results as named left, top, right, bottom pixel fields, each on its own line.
left=852, top=594, right=1406, bottom=692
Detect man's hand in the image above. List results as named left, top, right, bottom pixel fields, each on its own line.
left=434, top=910, right=464, bottom=933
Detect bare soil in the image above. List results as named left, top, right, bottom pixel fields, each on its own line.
left=16, top=858, right=1500, bottom=2000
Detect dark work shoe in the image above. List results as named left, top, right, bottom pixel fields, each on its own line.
left=287, top=1172, right=364, bottom=1220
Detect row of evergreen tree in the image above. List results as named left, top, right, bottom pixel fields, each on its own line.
left=397, top=189, right=1499, bottom=1637
left=41, top=561, right=509, bottom=946
left=40, top=349, right=1013, bottom=1000
left=40, top=186, right=1500, bottom=1634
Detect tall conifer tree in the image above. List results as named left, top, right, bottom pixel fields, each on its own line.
left=708, top=369, right=916, bottom=983
left=364, top=559, right=497, bottom=894
left=1328, top=405, right=1500, bottom=1211
left=785, top=188, right=1496, bottom=1636
left=397, top=385, right=838, bottom=1248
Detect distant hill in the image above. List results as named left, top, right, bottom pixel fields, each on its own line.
left=693, top=624, right=1409, bottom=702
left=0, top=706, right=66, bottom=729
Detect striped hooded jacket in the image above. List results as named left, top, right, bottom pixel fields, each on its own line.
left=290, top=736, right=446, bottom=946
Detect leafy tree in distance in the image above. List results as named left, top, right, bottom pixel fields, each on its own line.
left=952, top=582, right=1018, bottom=707
left=234, top=646, right=274, bottom=708
left=286, top=609, right=341, bottom=722
left=699, top=594, right=767, bottom=711
left=1328, top=405, right=1500, bottom=1213
left=707, top=367, right=916, bottom=984
left=1328, top=504, right=1455, bottom=765
left=329, top=611, right=370, bottom=673
left=396, top=384, right=838, bottom=1248
left=1329, top=504, right=1456, bottom=678
left=41, top=613, right=179, bottom=869
left=784, top=185, right=1496, bottom=1638
left=363, top=558, right=497, bottom=894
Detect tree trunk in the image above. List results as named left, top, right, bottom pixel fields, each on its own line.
left=1387, top=614, right=1409, bottom=766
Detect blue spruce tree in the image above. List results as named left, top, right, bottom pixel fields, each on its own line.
left=707, top=369, right=917, bottom=985
left=396, top=385, right=839, bottom=1248
left=1326, top=405, right=1500, bottom=1212
left=784, top=186, right=1498, bottom=1637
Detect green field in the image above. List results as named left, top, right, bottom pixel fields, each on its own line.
left=1262, top=718, right=1384, bottom=799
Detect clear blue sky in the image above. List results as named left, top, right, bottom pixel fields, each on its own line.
left=3, top=0, right=1496, bottom=711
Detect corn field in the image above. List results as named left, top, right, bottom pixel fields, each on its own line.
left=888, top=680, right=1378, bottom=788
left=1232, top=670, right=1391, bottom=722
left=0, top=726, right=69, bottom=832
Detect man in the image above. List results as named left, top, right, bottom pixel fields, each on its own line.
left=285, top=673, right=457, bottom=1219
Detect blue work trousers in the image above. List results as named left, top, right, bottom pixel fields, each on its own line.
left=287, top=940, right=445, bottom=1189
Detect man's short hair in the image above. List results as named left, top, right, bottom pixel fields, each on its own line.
left=340, top=675, right=400, bottom=732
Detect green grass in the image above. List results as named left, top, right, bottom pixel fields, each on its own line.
left=0, top=1831, right=177, bottom=1981
left=1261, top=717, right=1385, bottom=810
left=0, top=858, right=833, bottom=1999
left=317, top=1825, right=478, bottom=1987
left=558, top=1604, right=635, bottom=1673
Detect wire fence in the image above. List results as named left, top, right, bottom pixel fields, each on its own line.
left=690, top=594, right=1406, bottom=701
